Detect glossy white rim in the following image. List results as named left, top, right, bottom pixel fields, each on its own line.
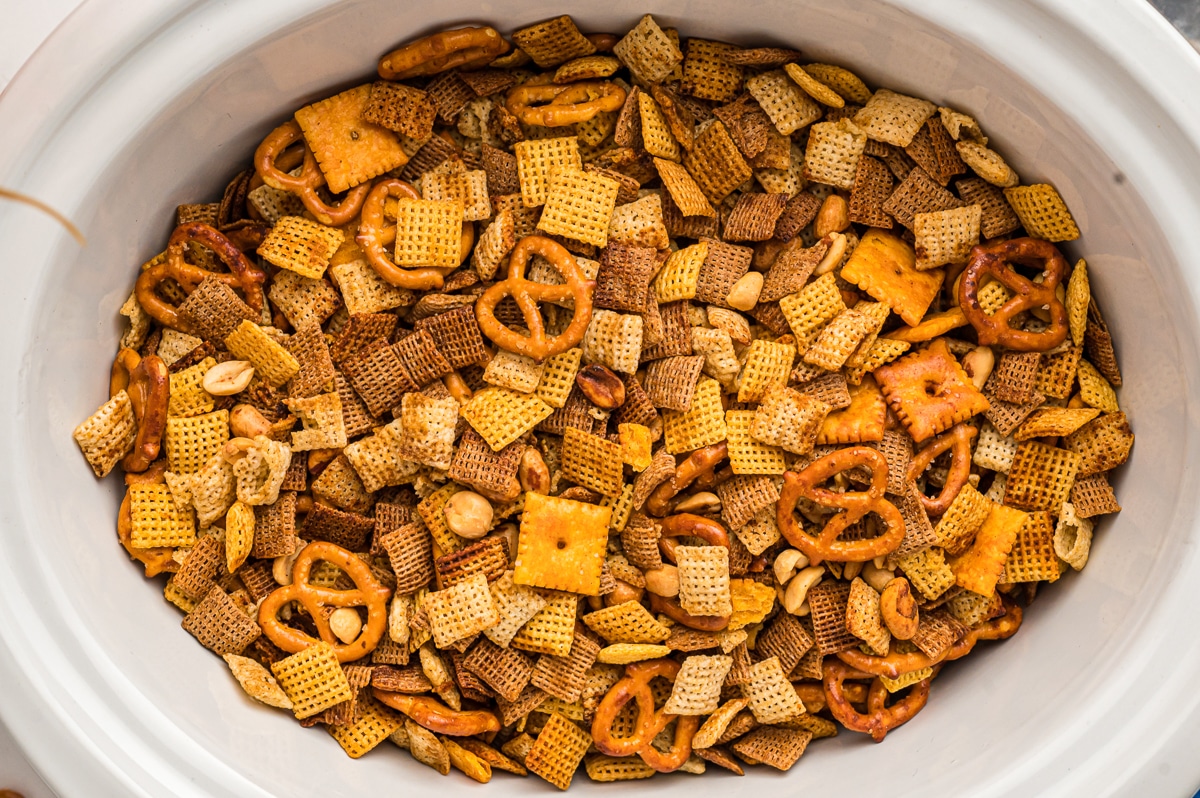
left=2, top=1, right=1200, bottom=795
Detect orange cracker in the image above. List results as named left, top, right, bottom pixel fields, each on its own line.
left=515, top=136, right=582, bottom=207
left=618, top=423, right=653, bottom=471
left=874, top=338, right=990, bottom=442
left=1003, top=183, right=1081, bottom=243
left=514, top=493, right=611, bottom=596
left=840, top=229, right=943, bottom=327
left=663, top=377, right=729, bottom=454
left=950, top=503, right=1027, bottom=596
left=293, top=85, right=409, bottom=194
left=737, top=339, right=796, bottom=403
left=257, top=216, right=344, bottom=280
left=817, top=375, right=886, bottom=445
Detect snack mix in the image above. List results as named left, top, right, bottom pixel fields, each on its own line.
left=74, top=14, right=1132, bottom=785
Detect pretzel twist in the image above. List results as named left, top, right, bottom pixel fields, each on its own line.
left=378, top=26, right=510, bottom=80
left=648, top=513, right=733, bottom=631
left=645, top=443, right=729, bottom=517
left=356, top=179, right=457, bottom=290
left=505, top=81, right=627, bottom=127
left=959, top=237, right=1069, bottom=352
left=134, top=222, right=267, bottom=332
left=258, top=541, right=393, bottom=663
left=591, top=659, right=700, bottom=772
left=253, top=120, right=370, bottom=225
left=823, top=659, right=934, bottom=742
left=372, top=690, right=500, bottom=736
left=836, top=601, right=1023, bottom=678
left=777, top=447, right=906, bottom=564
left=474, top=235, right=594, bottom=362
left=907, top=423, right=978, bottom=516
left=121, top=353, right=169, bottom=473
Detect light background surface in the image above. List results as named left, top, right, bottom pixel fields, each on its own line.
left=0, top=1, right=1195, bottom=795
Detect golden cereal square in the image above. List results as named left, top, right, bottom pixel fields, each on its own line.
left=561, top=427, right=625, bottom=497
left=511, top=591, right=579, bottom=656
left=536, top=348, right=584, bottom=408
left=256, top=216, right=344, bottom=279
left=655, top=157, right=716, bottom=217
left=747, top=70, right=823, bottom=136
left=73, top=390, right=136, bottom=477
left=654, top=241, right=708, bottom=304
left=526, top=713, right=592, bottom=790
left=638, top=92, right=682, bottom=161
left=537, top=169, right=621, bottom=248
left=224, top=321, right=300, bottom=388
left=738, top=339, right=796, bottom=403
left=912, top=205, right=982, bottom=269
left=515, top=136, right=582, bottom=207
left=462, top=386, right=554, bottom=451
left=515, top=492, right=612, bottom=595
left=328, top=693, right=404, bottom=758
left=130, top=482, right=196, bottom=548
left=779, top=272, right=847, bottom=350
left=1000, top=511, right=1061, bottom=583
left=421, top=168, right=492, bottom=222
left=167, top=357, right=216, bottom=419
left=512, top=15, right=596, bottom=68
left=804, top=119, right=867, bottom=190
left=663, top=377, right=729, bottom=454
left=853, top=89, right=937, bottom=147
left=294, top=85, right=409, bottom=194
left=393, top=198, right=463, bottom=269
left=726, top=409, right=786, bottom=475
left=582, top=600, right=671, bottom=644
left=271, top=641, right=354, bottom=719
left=802, top=63, right=872, bottom=104
left=840, top=229, right=944, bottom=327
left=682, top=39, right=744, bottom=102
left=423, top=572, right=500, bottom=647
left=1004, top=183, right=1081, bottom=243
left=613, top=14, right=682, bottom=84
left=676, top=545, right=733, bottom=617
left=1005, top=441, right=1082, bottom=513
left=165, top=410, right=230, bottom=475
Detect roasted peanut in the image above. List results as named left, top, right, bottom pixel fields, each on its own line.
left=230, top=403, right=272, bottom=438
left=329, top=607, right=364, bottom=644
left=272, top=541, right=307, bottom=585
left=575, top=363, right=626, bottom=409
left=444, top=491, right=493, bottom=539
left=880, top=577, right=919, bottom=640
left=725, top=271, right=764, bottom=311
left=605, top=579, right=645, bottom=606
left=962, top=346, right=995, bottom=389
left=773, top=548, right=809, bottom=585
left=673, top=491, right=721, bottom=514
left=815, top=194, right=850, bottom=238
left=813, top=231, right=848, bottom=277
left=644, top=564, right=680, bottom=597
left=201, top=360, right=255, bottom=395
left=843, top=560, right=864, bottom=581
left=862, top=561, right=895, bottom=593
left=219, top=436, right=255, bottom=464
left=518, top=447, right=551, bottom=494
left=783, top=566, right=824, bottom=614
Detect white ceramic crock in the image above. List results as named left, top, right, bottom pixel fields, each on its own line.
left=2, top=1, right=1199, bottom=795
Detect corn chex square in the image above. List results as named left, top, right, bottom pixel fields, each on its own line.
left=746, top=70, right=823, bottom=135
left=613, top=14, right=682, bottom=84
left=461, top=387, right=553, bottom=451
left=74, top=391, right=136, bottom=477
left=526, top=713, right=592, bottom=790
left=271, top=641, right=354, bottom=719
left=421, top=168, right=492, bottom=222
left=514, top=493, right=612, bottom=596
left=223, top=321, right=299, bottom=389
left=293, top=85, right=409, bottom=194
left=515, top=136, right=582, bottom=207
left=560, top=427, right=625, bottom=497
left=512, top=15, right=596, bottom=68
left=682, top=39, right=744, bottom=102
left=511, top=591, right=579, bottom=657
left=738, top=339, right=796, bottom=403
left=913, top=205, right=981, bottom=269
left=853, top=89, right=937, bottom=148
left=536, top=169, right=621, bottom=248
left=423, top=573, right=500, bottom=648
left=779, top=272, right=847, bottom=350
left=583, top=600, right=671, bottom=644
left=1003, top=183, right=1081, bottom=243
left=663, top=655, right=733, bottom=715
left=165, top=410, right=230, bottom=475
left=392, top=198, right=463, bottom=269
left=744, top=656, right=805, bottom=723
left=256, top=216, right=344, bottom=279
left=804, top=119, right=867, bottom=190
left=726, top=409, right=785, bottom=475
left=676, top=545, right=732, bottom=617
left=654, top=242, right=708, bottom=304
left=129, top=482, right=196, bottom=548
left=663, top=377, right=728, bottom=454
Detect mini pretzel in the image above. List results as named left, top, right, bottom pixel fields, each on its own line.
left=258, top=541, right=393, bottom=663
left=372, top=690, right=500, bottom=736
left=356, top=178, right=467, bottom=290
left=253, top=120, right=371, bottom=226
left=378, top=26, right=510, bottom=80
left=907, top=423, right=978, bottom=516
left=134, top=222, right=267, bottom=332
left=475, top=235, right=595, bottom=362
left=591, top=658, right=700, bottom=773
left=837, top=601, right=1023, bottom=678
left=823, top=659, right=934, bottom=742
left=794, top=681, right=869, bottom=714
left=645, top=443, right=729, bottom=517
left=110, top=347, right=142, bottom=398
left=777, top=447, right=906, bottom=564
left=505, top=81, right=627, bottom=127
left=959, top=237, right=1069, bottom=352
left=122, top=353, right=169, bottom=473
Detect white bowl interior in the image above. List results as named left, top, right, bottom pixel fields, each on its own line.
left=3, top=0, right=1200, bottom=796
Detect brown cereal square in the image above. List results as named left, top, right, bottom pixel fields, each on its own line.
left=717, top=475, right=780, bottom=530
left=399, top=133, right=461, bottom=182
left=512, top=15, right=596, bottom=68
left=286, top=322, right=336, bottom=399
left=760, top=238, right=828, bottom=304
left=252, top=492, right=297, bottom=558
left=413, top=305, right=490, bottom=370
left=362, top=81, right=436, bottom=140
left=661, top=190, right=721, bottom=240
left=176, top=277, right=257, bottom=345
left=683, top=121, right=753, bottom=204
left=329, top=313, right=398, bottom=366
left=732, top=727, right=812, bottom=771
left=482, top=144, right=521, bottom=197
left=956, top=177, right=1022, bottom=240
left=1063, top=412, right=1134, bottom=477
left=988, top=352, right=1042, bottom=405
left=390, top=329, right=452, bottom=389
left=594, top=243, right=657, bottom=313
left=1005, top=441, right=1082, bottom=513
left=639, top=300, right=693, bottom=362
left=883, top=166, right=966, bottom=230
left=436, top=535, right=510, bottom=588
left=613, top=372, right=659, bottom=428
left=380, top=521, right=435, bottom=592
left=807, top=580, right=860, bottom=655
left=302, top=502, right=375, bottom=552
left=463, top=638, right=536, bottom=702
left=449, top=428, right=524, bottom=501
left=182, top=586, right=261, bottom=655
left=342, top=340, right=413, bottom=417
left=774, top=191, right=823, bottom=241
left=531, top=633, right=602, bottom=703
left=904, top=117, right=966, bottom=186
left=1070, top=472, right=1122, bottom=518
left=849, top=155, right=896, bottom=228
left=644, top=355, right=705, bottom=411
left=723, top=192, right=788, bottom=242
left=755, top=610, right=815, bottom=675
left=682, top=39, right=744, bottom=102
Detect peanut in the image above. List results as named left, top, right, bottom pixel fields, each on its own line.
left=813, top=231, right=848, bottom=276
left=518, top=448, right=551, bottom=494
left=575, top=363, right=626, bottom=409
left=814, top=194, right=850, bottom=238
left=328, top=607, right=364, bottom=644
left=880, top=577, right=919, bottom=640
left=843, top=560, right=864, bottom=581
left=862, top=561, right=895, bottom=593
left=219, top=436, right=255, bottom=464
left=444, top=491, right=493, bottom=539
left=272, top=541, right=307, bottom=585
left=673, top=491, right=721, bottom=514
left=962, top=346, right=995, bottom=389
left=783, top=566, right=824, bottom=614
left=229, top=404, right=272, bottom=438
left=644, top=564, right=680, bottom=597
left=773, top=548, right=809, bottom=585
left=201, top=360, right=255, bottom=395
left=725, top=271, right=764, bottom=311
left=605, top=579, right=645, bottom=606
